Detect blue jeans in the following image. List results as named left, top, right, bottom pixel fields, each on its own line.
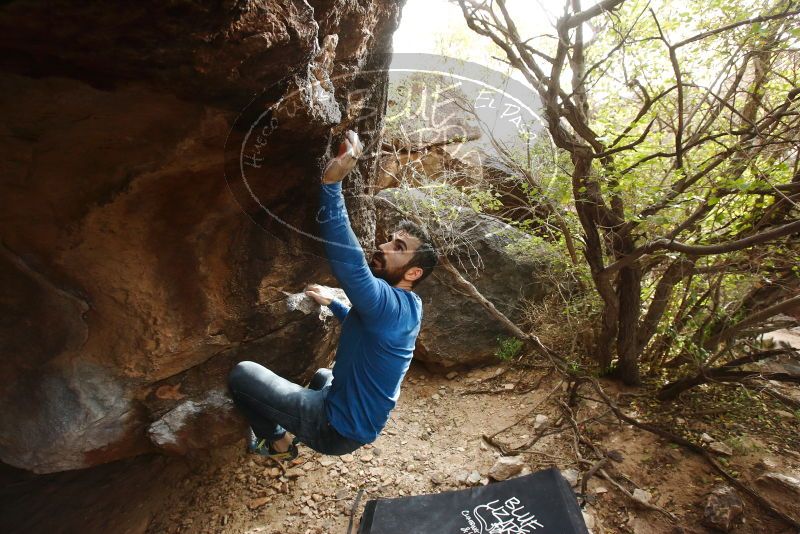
left=227, top=361, right=364, bottom=456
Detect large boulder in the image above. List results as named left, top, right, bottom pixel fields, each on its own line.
left=0, top=0, right=405, bottom=473
left=375, top=187, right=553, bottom=368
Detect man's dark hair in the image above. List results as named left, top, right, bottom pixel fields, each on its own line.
left=396, top=219, right=438, bottom=289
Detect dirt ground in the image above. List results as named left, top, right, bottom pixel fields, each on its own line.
left=2, top=360, right=798, bottom=534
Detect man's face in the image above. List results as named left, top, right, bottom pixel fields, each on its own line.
left=369, top=229, right=422, bottom=286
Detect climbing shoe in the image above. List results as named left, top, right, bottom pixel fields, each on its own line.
left=247, top=428, right=299, bottom=462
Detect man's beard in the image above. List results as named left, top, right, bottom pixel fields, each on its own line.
left=369, top=251, right=405, bottom=286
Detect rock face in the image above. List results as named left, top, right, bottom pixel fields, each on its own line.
left=147, top=390, right=246, bottom=457
left=375, top=187, right=553, bottom=367
left=0, top=0, right=405, bottom=473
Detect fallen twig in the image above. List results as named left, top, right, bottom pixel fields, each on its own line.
left=268, top=456, right=287, bottom=476
left=514, top=450, right=570, bottom=462
left=460, top=387, right=517, bottom=395
left=515, top=368, right=552, bottom=394
left=346, top=487, right=366, bottom=534
left=513, top=418, right=567, bottom=451
left=763, top=385, right=800, bottom=409
left=482, top=420, right=565, bottom=456
left=575, top=408, right=614, bottom=427
left=580, top=457, right=608, bottom=496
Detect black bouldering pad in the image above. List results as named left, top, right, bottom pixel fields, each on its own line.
left=358, top=467, right=588, bottom=534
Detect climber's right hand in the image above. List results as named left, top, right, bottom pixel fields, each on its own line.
left=304, top=284, right=334, bottom=306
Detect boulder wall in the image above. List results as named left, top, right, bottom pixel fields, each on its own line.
left=0, top=0, right=405, bottom=473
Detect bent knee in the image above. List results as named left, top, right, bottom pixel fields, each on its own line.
left=227, top=360, right=259, bottom=390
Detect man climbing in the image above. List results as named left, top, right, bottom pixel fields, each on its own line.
left=227, top=130, right=438, bottom=460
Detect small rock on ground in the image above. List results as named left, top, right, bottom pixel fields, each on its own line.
left=702, top=486, right=743, bottom=533
left=561, top=468, right=579, bottom=487
left=709, top=441, right=733, bottom=456
left=534, top=414, right=549, bottom=429
left=632, top=488, right=652, bottom=504
left=488, top=456, right=525, bottom=481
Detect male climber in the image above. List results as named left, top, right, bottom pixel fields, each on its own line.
left=227, top=130, right=438, bottom=460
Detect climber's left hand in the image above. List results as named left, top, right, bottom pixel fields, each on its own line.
left=304, top=283, right=334, bottom=306
left=322, top=130, right=363, bottom=184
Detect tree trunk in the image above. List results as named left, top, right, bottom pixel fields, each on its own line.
left=615, top=264, right=642, bottom=385
left=593, top=307, right=617, bottom=372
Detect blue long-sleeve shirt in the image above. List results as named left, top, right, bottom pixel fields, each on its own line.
left=328, top=298, right=351, bottom=323
left=318, top=181, right=422, bottom=444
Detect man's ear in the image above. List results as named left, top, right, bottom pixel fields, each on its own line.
left=404, top=266, right=423, bottom=282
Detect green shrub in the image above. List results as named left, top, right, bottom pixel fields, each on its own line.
left=495, top=335, right=523, bottom=361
